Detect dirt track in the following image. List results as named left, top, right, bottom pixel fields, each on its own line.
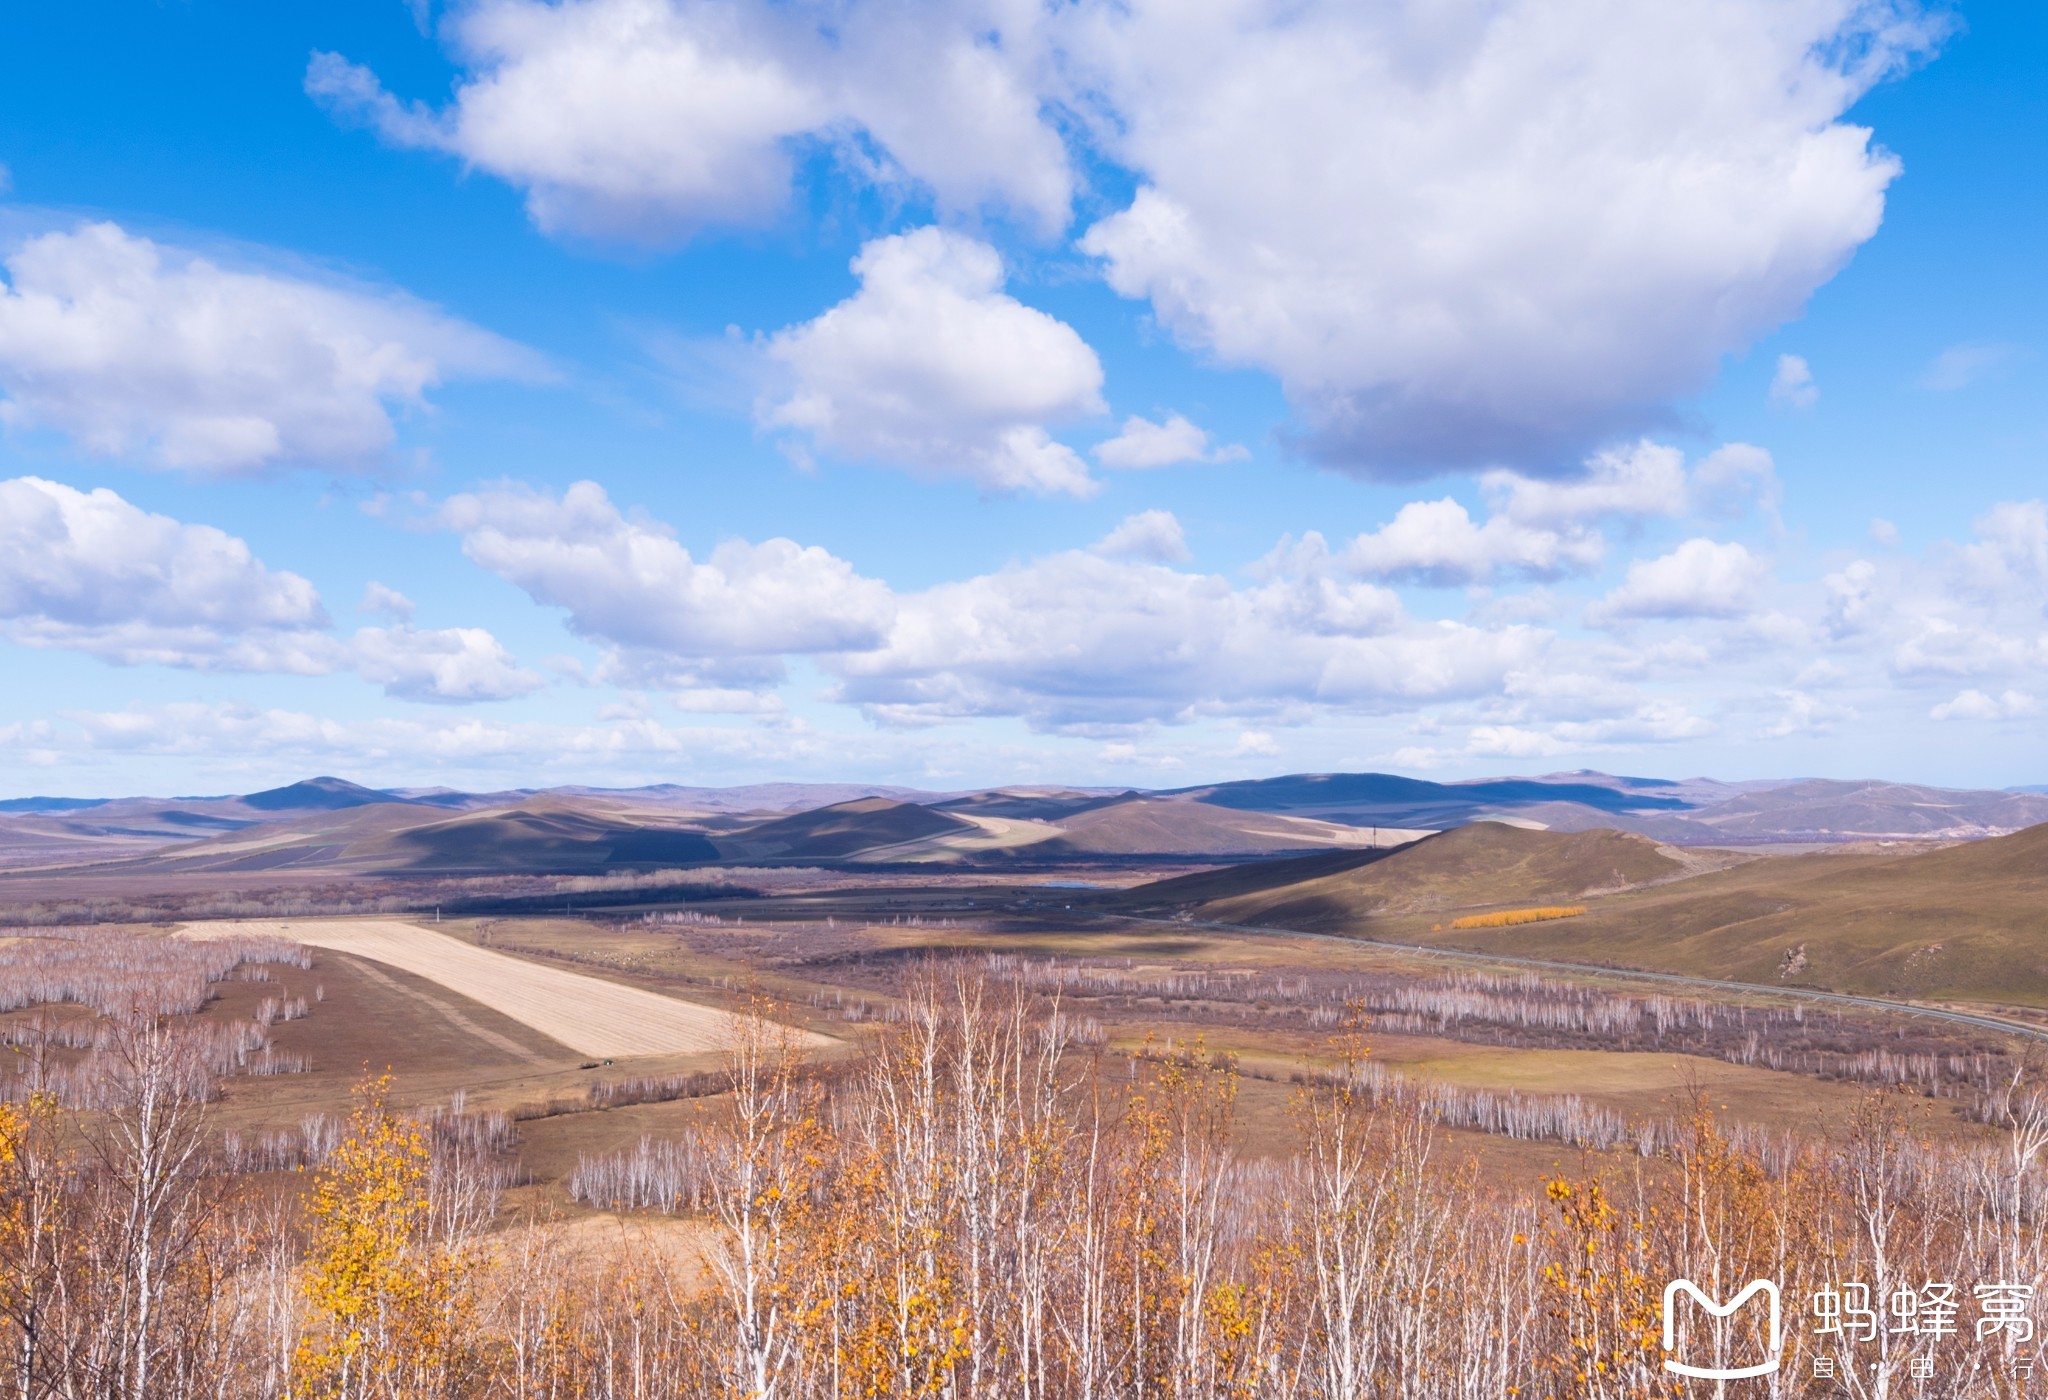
left=179, top=917, right=830, bottom=1059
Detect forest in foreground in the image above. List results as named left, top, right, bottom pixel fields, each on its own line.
left=4, top=955, right=2048, bottom=1399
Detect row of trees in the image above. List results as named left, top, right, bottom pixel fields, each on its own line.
left=5, top=968, right=2048, bottom=1396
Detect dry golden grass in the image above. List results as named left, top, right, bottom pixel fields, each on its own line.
left=1442, top=905, right=1586, bottom=930
left=178, top=917, right=831, bottom=1060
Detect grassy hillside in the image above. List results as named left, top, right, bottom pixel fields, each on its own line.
left=1166, top=823, right=1703, bottom=927
left=1147, top=820, right=2048, bottom=1006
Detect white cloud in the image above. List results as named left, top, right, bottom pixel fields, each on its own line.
left=1073, top=0, right=1937, bottom=475
left=831, top=547, right=1541, bottom=731
left=1769, top=353, right=1818, bottom=408
left=1870, top=517, right=1900, bottom=546
left=1762, top=689, right=1855, bottom=738
left=1346, top=497, right=1601, bottom=585
left=359, top=581, right=417, bottom=620
left=1822, top=559, right=1881, bottom=639
left=1229, top=729, right=1279, bottom=758
left=1956, top=500, right=2048, bottom=593
left=1930, top=688, right=2038, bottom=722
left=437, top=480, right=1566, bottom=731
left=0, top=475, right=330, bottom=667
left=762, top=228, right=1105, bottom=496
left=1589, top=539, right=1769, bottom=623
left=1890, top=618, right=2046, bottom=679
left=1090, top=509, right=1190, bottom=564
left=443, top=480, right=895, bottom=684
left=352, top=624, right=545, bottom=703
left=1487, top=439, right=1780, bottom=526
left=308, top=0, right=1072, bottom=243
left=0, top=221, right=535, bottom=474
left=42, top=700, right=844, bottom=775
left=1390, top=699, right=1713, bottom=767
left=1093, top=413, right=1244, bottom=470
left=1343, top=439, right=1778, bottom=587
left=314, top=1, right=1937, bottom=475
left=0, top=476, right=534, bottom=702
left=1920, top=341, right=2022, bottom=392
left=1481, top=440, right=1692, bottom=526
left=1689, top=444, right=1783, bottom=520
left=671, top=687, right=788, bottom=717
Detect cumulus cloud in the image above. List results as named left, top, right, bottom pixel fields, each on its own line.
left=352, top=624, right=545, bottom=703
left=761, top=228, right=1105, bottom=496
left=1890, top=618, right=2047, bottom=679
left=1762, top=689, right=1856, bottom=738
left=1480, top=440, right=1692, bottom=527
left=1478, top=439, right=1777, bottom=531
left=1230, top=729, right=1279, bottom=758
left=0, top=475, right=330, bottom=667
left=1093, top=413, right=1245, bottom=470
left=442, top=480, right=1552, bottom=731
left=308, top=0, right=1072, bottom=242
left=0, top=476, right=536, bottom=701
left=1956, top=500, right=2048, bottom=593
left=1769, top=353, right=1818, bottom=408
left=831, top=549, right=1540, bottom=732
left=1345, top=498, right=1601, bottom=586
left=359, top=581, right=417, bottom=620
left=1073, top=0, right=1937, bottom=475
left=1090, top=509, right=1190, bottom=564
left=1930, top=688, right=2038, bottom=722
left=1342, top=440, right=1778, bottom=587
left=1588, top=539, right=1769, bottom=623
left=315, top=1, right=1937, bottom=474
left=0, top=221, right=536, bottom=474
left=1688, top=443, right=1784, bottom=520
left=442, top=480, right=896, bottom=684
left=1823, top=559, right=1881, bottom=639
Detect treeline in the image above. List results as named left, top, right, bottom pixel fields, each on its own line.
left=0, top=931, right=315, bottom=1108
left=5, top=969, right=2048, bottom=1395
left=965, top=953, right=2013, bottom=1104
left=0, top=868, right=764, bottom=926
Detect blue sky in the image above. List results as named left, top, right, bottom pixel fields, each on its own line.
left=0, top=0, right=2044, bottom=797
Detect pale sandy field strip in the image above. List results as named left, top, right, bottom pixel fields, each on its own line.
left=179, top=918, right=830, bottom=1059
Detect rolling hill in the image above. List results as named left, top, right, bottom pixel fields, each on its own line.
left=1137, top=823, right=1719, bottom=927
left=1158, top=770, right=2048, bottom=843
left=1030, top=797, right=1391, bottom=856
left=240, top=776, right=411, bottom=812
left=37, top=798, right=720, bottom=876
left=1135, top=818, right=2048, bottom=1006
left=9, top=766, right=2048, bottom=894
left=1667, top=778, right=2048, bottom=841
left=709, top=798, right=977, bottom=861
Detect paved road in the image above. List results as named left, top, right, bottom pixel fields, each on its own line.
left=1108, top=913, right=2048, bottom=1045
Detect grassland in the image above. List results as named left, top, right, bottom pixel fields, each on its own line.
left=233, top=903, right=2004, bottom=1190
left=17, top=813, right=2043, bottom=1218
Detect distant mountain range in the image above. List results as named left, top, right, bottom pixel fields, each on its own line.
left=3, top=769, right=2046, bottom=878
